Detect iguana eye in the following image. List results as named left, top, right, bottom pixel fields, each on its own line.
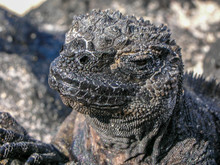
left=130, top=56, right=154, bottom=68
left=132, top=59, right=149, bottom=66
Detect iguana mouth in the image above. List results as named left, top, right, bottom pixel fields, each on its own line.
left=49, top=57, right=136, bottom=109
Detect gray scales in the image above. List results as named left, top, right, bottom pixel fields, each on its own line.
left=0, top=10, right=219, bottom=165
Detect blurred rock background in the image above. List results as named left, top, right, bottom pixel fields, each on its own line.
left=0, top=0, right=219, bottom=143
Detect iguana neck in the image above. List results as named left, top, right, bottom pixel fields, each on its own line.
left=65, top=97, right=182, bottom=163
left=85, top=113, right=171, bottom=164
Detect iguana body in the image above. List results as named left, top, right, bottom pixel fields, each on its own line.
left=0, top=10, right=219, bottom=165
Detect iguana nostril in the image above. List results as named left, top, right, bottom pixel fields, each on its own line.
left=79, top=56, right=90, bottom=65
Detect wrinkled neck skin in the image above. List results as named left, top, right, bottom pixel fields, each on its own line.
left=83, top=106, right=174, bottom=164
left=61, top=67, right=183, bottom=164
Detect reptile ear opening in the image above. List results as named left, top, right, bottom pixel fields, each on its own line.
left=79, top=56, right=90, bottom=65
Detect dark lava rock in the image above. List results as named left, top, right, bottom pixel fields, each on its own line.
left=0, top=7, right=71, bottom=142
left=25, top=0, right=91, bottom=33
left=204, top=39, right=220, bottom=82
left=0, top=7, right=65, bottom=85
left=25, top=0, right=195, bottom=32
left=0, top=53, right=71, bottom=142
left=0, top=7, right=62, bottom=58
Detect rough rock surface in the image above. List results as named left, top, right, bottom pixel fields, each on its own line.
left=0, top=8, right=71, bottom=143
left=0, top=53, right=70, bottom=142
left=204, top=39, right=220, bottom=81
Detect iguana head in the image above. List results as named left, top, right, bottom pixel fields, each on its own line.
left=49, top=10, right=183, bottom=139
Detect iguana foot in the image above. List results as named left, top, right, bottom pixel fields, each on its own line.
left=0, top=113, right=68, bottom=165
left=0, top=139, right=67, bottom=164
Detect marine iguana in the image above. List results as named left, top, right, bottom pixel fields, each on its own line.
left=0, top=9, right=219, bottom=164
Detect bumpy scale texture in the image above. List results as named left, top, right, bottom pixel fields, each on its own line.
left=0, top=10, right=219, bottom=165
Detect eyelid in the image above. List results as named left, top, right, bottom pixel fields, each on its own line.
left=128, top=55, right=152, bottom=62
left=131, top=55, right=151, bottom=61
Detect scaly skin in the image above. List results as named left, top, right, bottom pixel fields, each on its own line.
left=0, top=10, right=219, bottom=164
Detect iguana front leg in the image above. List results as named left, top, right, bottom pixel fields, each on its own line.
left=0, top=112, right=68, bottom=165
